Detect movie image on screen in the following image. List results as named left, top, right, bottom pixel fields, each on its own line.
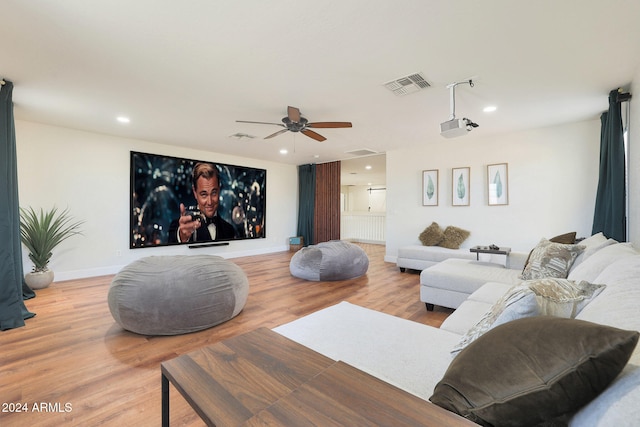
left=130, top=151, right=266, bottom=248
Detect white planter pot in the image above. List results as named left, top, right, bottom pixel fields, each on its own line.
left=25, top=270, right=55, bottom=290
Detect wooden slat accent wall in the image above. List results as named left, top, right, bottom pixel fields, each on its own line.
left=314, top=161, right=341, bottom=244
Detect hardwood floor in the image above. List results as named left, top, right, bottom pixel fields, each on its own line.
left=0, top=244, right=452, bottom=426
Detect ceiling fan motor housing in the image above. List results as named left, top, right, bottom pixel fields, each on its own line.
left=283, top=116, right=308, bottom=132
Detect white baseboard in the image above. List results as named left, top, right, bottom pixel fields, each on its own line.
left=51, top=245, right=289, bottom=282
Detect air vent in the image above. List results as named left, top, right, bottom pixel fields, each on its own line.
left=345, top=149, right=378, bottom=157
left=383, top=72, right=431, bottom=96
left=229, top=133, right=256, bottom=139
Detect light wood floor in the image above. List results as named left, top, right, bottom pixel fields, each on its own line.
left=0, top=244, right=452, bottom=426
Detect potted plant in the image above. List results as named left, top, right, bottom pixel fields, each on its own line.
left=19, top=206, right=84, bottom=289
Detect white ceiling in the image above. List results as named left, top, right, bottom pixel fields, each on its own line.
left=3, top=0, right=640, bottom=186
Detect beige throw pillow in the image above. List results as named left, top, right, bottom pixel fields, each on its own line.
left=438, top=226, right=470, bottom=249
left=520, top=238, right=584, bottom=280
left=450, top=278, right=605, bottom=356
left=418, top=222, right=444, bottom=246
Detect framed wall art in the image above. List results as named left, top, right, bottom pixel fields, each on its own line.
left=452, top=167, right=470, bottom=206
left=487, top=162, right=509, bottom=205
left=422, top=169, right=439, bottom=206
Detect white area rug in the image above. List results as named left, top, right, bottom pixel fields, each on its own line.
left=273, top=301, right=460, bottom=400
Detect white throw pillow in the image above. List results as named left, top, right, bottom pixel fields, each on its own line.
left=571, top=233, right=615, bottom=269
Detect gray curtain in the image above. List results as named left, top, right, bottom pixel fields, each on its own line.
left=0, top=80, right=35, bottom=331
left=297, top=164, right=316, bottom=246
left=592, top=89, right=626, bottom=242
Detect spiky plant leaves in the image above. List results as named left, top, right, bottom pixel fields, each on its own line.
left=19, top=206, right=84, bottom=272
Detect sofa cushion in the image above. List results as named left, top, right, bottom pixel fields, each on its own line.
left=570, top=363, right=640, bottom=427
left=421, top=259, right=522, bottom=295
left=520, top=238, right=584, bottom=280
left=438, top=226, right=470, bottom=249
left=439, top=299, right=495, bottom=335
left=576, top=256, right=640, bottom=364
left=430, top=316, right=639, bottom=427
left=571, top=232, right=616, bottom=269
left=398, top=245, right=477, bottom=263
left=419, top=222, right=444, bottom=246
left=466, top=281, right=514, bottom=304
left=568, top=242, right=638, bottom=283
left=450, top=278, right=605, bottom=355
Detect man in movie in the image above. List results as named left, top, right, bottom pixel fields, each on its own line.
left=168, top=162, right=236, bottom=243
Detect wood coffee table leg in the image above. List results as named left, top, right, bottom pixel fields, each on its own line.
left=162, top=373, right=169, bottom=427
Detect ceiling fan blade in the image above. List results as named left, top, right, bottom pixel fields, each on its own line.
left=307, top=121, right=353, bottom=128
left=236, top=120, right=285, bottom=127
left=301, top=129, right=326, bottom=142
left=264, top=129, right=289, bottom=139
left=287, top=106, right=301, bottom=123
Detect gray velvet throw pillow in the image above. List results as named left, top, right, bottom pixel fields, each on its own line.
left=430, top=316, right=639, bottom=426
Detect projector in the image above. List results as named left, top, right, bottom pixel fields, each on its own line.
left=440, top=118, right=478, bottom=138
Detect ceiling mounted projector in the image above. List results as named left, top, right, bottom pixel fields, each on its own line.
left=440, top=117, right=479, bottom=138
left=440, top=79, right=478, bottom=138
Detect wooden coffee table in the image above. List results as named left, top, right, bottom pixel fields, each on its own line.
left=161, top=327, right=475, bottom=426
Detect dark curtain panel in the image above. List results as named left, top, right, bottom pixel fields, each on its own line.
left=592, top=89, right=626, bottom=242
left=314, top=161, right=341, bottom=243
left=297, top=164, right=316, bottom=246
left=0, top=80, right=35, bottom=331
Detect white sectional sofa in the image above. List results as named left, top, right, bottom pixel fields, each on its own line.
left=420, top=251, right=529, bottom=310
left=275, top=234, right=640, bottom=426
left=396, top=245, right=477, bottom=271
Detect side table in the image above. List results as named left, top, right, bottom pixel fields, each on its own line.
left=470, top=245, right=511, bottom=267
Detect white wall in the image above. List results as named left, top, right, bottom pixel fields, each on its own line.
left=341, top=185, right=386, bottom=212
left=385, top=119, right=602, bottom=261
left=629, top=70, right=640, bottom=245
left=16, top=120, right=298, bottom=281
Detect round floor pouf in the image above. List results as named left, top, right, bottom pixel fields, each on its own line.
left=108, top=255, right=249, bottom=335
left=290, top=240, right=369, bottom=281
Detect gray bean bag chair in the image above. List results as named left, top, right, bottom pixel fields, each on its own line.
left=290, top=240, right=369, bottom=281
left=108, top=255, right=249, bottom=335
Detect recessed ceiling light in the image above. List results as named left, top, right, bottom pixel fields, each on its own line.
left=483, top=106, right=497, bottom=113
left=365, top=165, right=372, bottom=170
left=279, top=149, right=288, bottom=154
left=116, top=116, right=130, bottom=123
left=313, top=154, right=320, bottom=159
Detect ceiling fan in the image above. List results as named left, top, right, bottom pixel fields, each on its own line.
left=236, top=106, right=352, bottom=141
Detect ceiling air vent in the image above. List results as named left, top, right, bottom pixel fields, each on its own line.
left=345, top=149, right=378, bottom=157
left=384, top=72, right=431, bottom=96
left=229, top=132, right=256, bottom=140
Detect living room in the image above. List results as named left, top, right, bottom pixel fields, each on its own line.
left=3, top=2, right=640, bottom=282
left=2, top=1, right=640, bottom=425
